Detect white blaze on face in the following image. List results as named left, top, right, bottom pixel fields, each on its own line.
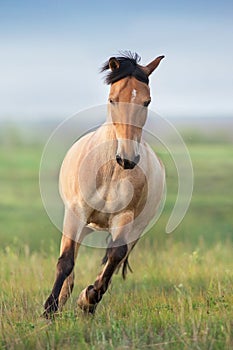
left=131, top=89, right=137, bottom=102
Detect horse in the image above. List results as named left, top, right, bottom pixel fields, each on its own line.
left=44, top=52, right=165, bottom=316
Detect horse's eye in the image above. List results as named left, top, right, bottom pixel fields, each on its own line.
left=143, top=100, right=151, bottom=107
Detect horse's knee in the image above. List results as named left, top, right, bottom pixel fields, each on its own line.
left=57, top=252, right=74, bottom=278
left=108, top=241, right=128, bottom=265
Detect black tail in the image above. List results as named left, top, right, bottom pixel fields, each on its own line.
left=121, top=256, right=133, bottom=279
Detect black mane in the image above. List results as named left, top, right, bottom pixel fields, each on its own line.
left=101, top=51, right=149, bottom=85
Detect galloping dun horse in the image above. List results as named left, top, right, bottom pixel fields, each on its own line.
left=44, top=52, right=165, bottom=316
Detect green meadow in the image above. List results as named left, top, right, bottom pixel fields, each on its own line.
left=0, top=126, right=232, bottom=349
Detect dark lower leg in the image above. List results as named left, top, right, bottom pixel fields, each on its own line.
left=44, top=243, right=75, bottom=317
left=78, top=240, right=128, bottom=313
left=58, top=226, right=93, bottom=309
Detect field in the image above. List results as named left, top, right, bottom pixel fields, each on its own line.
left=0, top=126, right=233, bottom=349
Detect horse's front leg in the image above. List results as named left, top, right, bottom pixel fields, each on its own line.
left=58, top=226, right=93, bottom=309
left=77, top=211, right=135, bottom=314
left=44, top=209, right=87, bottom=318
left=44, top=235, right=77, bottom=317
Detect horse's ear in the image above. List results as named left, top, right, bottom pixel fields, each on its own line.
left=143, top=55, right=165, bottom=76
left=109, top=57, right=120, bottom=71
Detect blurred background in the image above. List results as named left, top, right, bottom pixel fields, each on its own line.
left=0, top=0, right=232, bottom=250
left=1, top=0, right=233, bottom=120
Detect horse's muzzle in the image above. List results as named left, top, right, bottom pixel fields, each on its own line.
left=116, top=154, right=140, bottom=170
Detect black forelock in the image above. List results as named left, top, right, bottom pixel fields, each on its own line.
left=101, top=51, right=149, bottom=85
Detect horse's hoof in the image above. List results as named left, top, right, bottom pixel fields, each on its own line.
left=77, top=285, right=98, bottom=314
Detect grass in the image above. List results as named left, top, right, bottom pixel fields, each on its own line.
left=0, top=130, right=233, bottom=349
left=1, top=241, right=232, bottom=349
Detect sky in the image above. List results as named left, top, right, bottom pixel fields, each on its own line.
left=0, top=0, right=233, bottom=120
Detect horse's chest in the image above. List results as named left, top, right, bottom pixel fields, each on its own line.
left=95, top=172, right=146, bottom=212
left=84, top=165, right=147, bottom=229
left=87, top=178, right=147, bottom=231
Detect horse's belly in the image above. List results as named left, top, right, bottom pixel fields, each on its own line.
left=87, top=211, right=110, bottom=231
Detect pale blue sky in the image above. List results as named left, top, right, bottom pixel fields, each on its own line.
left=0, top=0, right=232, bottom=119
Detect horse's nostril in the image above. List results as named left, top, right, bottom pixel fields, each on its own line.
left=116, top=154, right=123, bottom=166
left=123, top=159, right=135, bottom=169
left=116, top=155, right=139, bottom=170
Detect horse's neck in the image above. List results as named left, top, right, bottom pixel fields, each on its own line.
left=97, top=121, right=117, bottom=141
left=88, top=122, right=117, bottom=178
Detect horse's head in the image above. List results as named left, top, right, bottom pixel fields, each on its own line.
left=102, top=52, right=164, bottom=170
